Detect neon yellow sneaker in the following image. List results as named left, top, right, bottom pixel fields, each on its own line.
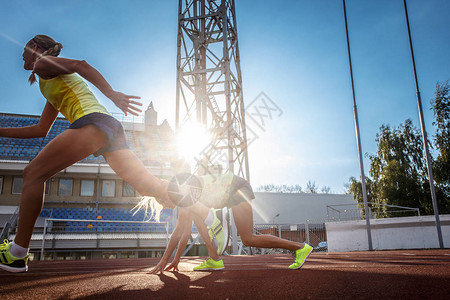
left=289, top=243, right=313, bottom=269
left=0, top=240, right=29, bottom=273
left=207, top=209, right=229, bottom=255
left=193, top=258, right=225, bottom=271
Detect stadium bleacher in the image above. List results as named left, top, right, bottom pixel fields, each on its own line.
left=39, top=207, right=173, bottom=233
left=0, top=114, right=105, bottom=163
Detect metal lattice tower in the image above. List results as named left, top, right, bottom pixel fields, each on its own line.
left=176, top=0, right=249, bottom=180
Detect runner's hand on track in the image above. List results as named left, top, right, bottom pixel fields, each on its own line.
left=165, top=259, right=180, bottom=272
left=149, top=260, right=167, bottom=274
left=108, top=91, right=142, bottom=116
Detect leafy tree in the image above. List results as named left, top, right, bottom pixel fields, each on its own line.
left=284, top=184, right=303, bottom=193
left=306, top=180, right=318, bottom=193
left=258, top=184, right=276, bottom=192
left=256, top=184, right=303, bottom=193
left=256, top=182, right=331, bottom=194
left=371, top=120, right=430, bottom=214
left=347, top=176, right=379, bottom=218
left=347, top=81, right=450, bottom=215
left=431, top=81, right=450, bottom=212
left=348, top=120, right=432, bottom=216
left=321, top=186, right=331, bottom=194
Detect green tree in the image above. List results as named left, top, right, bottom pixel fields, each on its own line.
left=431, top=81, right=450, bottom=212
left=371, top=120, right=431, bottom=215
left=348, top=120, right=432, bottom=216
left=348, top=80, right=450, bottom=215
left=347, top=176, right=378, bottom=218
left=321, top=186, right=332, bottom=194
left=306, top=180, right=318, bottom=193
left=256, top=184, right=303, bottom=193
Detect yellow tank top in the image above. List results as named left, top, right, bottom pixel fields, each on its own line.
left=199, top=172, right=234, bottom=208
left=39, top=73, right=110, bottom=123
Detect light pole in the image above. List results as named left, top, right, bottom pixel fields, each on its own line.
left=342, top=0, right=373, bottom=250
left=272, top=213, right=280, bottom=225
left=403, top=0, right=443, bottom=248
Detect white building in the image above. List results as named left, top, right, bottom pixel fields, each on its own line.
left=252, top=192, right=357, bottom=224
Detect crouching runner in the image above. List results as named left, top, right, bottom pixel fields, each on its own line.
left=146, top=172, right=313, bottom=273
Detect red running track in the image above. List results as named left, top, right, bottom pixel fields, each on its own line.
left=1, top=249, right=450, bottom=299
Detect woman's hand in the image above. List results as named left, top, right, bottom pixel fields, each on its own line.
left=149, top=259, right=168, bottom=274
left=165, top=258, right=180, bottom=272
left=107, top=91, right=142, bottom=116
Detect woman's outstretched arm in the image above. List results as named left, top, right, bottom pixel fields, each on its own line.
left=0, top=102, right=58, bottom=138
left=149, top=208, right=193, bottom=274
left=165, top=212, right=193, bottom=272
left=33, top=56, right=142, bottom=116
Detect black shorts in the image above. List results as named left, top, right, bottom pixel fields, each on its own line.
left=69, top=112, right=129, bottom=157
left=228, top=175, right=255, bottom=207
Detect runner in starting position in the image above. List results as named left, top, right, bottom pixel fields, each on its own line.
left=148, top=172, right=313, bottom=272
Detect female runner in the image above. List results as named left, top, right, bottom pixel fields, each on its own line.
left=0, top=34, right=169, bottom=272
left=148, top=173, right=313, bottom=273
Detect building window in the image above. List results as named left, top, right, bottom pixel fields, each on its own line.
left=81, top=179, right=95, bottom=196
left=122, top=181, right=136, bottom=197
left=45, top=180, right=51, bottom=195
left=59, top=178, right=73, bottom=196
left=102, top=180, right=115, bottom=197
left=0, top=176, right=3, bottom=194
left=12, top=176, right=23, bottom=194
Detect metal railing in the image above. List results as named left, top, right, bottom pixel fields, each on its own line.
left=40, top=218, right=169, bottom=260
left=0, top=206, right=19, bottom=241
left=111, top=112, right=144, bottom=124
left=327, top=202, right=420, bottom=221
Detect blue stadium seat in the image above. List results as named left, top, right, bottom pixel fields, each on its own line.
left=37, top=207, right=173, bottom=232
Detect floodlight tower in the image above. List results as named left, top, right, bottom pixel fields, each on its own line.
left=176, top=0, right=249, bottom=180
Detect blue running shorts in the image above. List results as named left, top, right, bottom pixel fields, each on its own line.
left=69, top=112, right=129, bottom=157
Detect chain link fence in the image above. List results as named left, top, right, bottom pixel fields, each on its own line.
left=235, top=221, right=328, bottom=255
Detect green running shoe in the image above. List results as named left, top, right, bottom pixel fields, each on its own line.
left=289, top=243, right=313, bottom=270
left=207, top=208, right=229, bottom=255
left=193, top=258, right=225, bottom=271
left=0, top=240, right=29, bottom=273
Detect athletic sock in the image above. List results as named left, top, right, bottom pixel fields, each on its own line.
left=204, top=209, right=215, bottom=227
left=10, top=241, right=29, bottom=258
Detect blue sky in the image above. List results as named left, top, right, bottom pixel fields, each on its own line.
left=1, top=0, right=449, bottom=193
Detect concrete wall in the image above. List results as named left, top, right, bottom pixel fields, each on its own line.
left=326, top=215, right=450, bottom=252
left=252, top=193, right=355, bottom=224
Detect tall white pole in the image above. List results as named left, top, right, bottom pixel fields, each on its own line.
left=343, top=0, right=373, bottom=250
left=403, top=0, right=443, bottom=248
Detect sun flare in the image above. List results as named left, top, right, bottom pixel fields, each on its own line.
left=176, top=122, right=212, bottom=163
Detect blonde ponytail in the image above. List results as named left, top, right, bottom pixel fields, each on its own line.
left=27, top=35, right=63, bottom=85
left=132, top=196, right=164, bottom=222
